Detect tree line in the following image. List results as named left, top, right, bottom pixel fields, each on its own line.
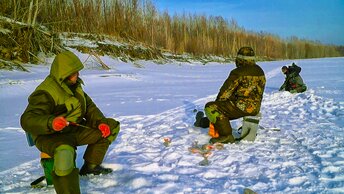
left=1, top=0, right=342, bottom=59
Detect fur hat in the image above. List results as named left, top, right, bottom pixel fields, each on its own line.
left=281, top=66, right=288, bottom=74
left=235, top=46, right=255, bottom=66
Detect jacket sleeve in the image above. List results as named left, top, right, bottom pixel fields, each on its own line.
left=20, top=91, right=56, bottom=135
left=279, top=80, right=286, bottom=91
left=216, top=71, right=240, bottom=101
left=84, top=92, right=106, bottom=128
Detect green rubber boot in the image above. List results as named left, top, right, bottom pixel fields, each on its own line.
left=40, top=158, right=54, bottom=185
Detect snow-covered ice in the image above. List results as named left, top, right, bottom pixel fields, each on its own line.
left=0, top=52, right=343, bottom=193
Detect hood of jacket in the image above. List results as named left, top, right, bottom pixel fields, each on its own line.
left=50, top=51, right=84, bottom=85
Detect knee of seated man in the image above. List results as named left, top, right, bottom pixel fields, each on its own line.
left=204, top=103, right=220, bottom=124
left=54, top=144, right=75, bottom=176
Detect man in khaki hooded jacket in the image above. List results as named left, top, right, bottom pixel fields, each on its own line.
left=21, top=51, right=120, bottom=193
left=279, top=63, right=307, bottom=93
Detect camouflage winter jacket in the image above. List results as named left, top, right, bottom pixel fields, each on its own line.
left=20, top=51, right=106, bottom=141
left=216, top=61, right=266, bottom=115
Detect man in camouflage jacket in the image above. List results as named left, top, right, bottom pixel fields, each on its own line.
left=202, top=47, right=266, bottom=144
left=21, top=51, right=120, bottom=193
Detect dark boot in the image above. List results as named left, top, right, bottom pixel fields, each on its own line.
left=79, top=162, right=112, bottom=176
left=200, top=117, right=210, bottom=128
left=209, top=117, right=235, bottom=144
left=194, top=111, right=210, bottom=128
left=209, top=135, right=235, bottom=144
left=194, top=111, right=204, bottom=127
left=52, top=168, right=80, bottom=194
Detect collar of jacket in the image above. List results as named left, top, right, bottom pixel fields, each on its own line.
left=61, top=78, right=84, bottom=95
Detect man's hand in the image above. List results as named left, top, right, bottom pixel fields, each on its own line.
left=98, top=123, right=111, bottom=138
left=52, top=117, right=69, bottom=131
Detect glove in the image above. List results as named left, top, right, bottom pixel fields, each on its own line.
left=98, top=123, right=111, bottom=138
left=52, top=117, right=68, bottom=131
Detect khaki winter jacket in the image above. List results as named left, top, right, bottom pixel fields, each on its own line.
left=216, top=61, right=266, bottom=115
left=279, top=64, right=307, bottom=93
left=21, top=51, right=106, bottom=141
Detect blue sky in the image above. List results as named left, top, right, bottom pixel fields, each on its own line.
left=153, top=0, right=344, bottom=45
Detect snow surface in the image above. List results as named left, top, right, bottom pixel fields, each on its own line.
left=0, top=52, right=343, bottom=193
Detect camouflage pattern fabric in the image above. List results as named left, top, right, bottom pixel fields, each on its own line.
left=204, top=47, right=266, bottom=136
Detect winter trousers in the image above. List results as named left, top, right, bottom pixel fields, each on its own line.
left=35, top=126, right=111, bottom=193
left=35, top=126, right=110, bottom=165
left=204, top=101, right=249, bottom=136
